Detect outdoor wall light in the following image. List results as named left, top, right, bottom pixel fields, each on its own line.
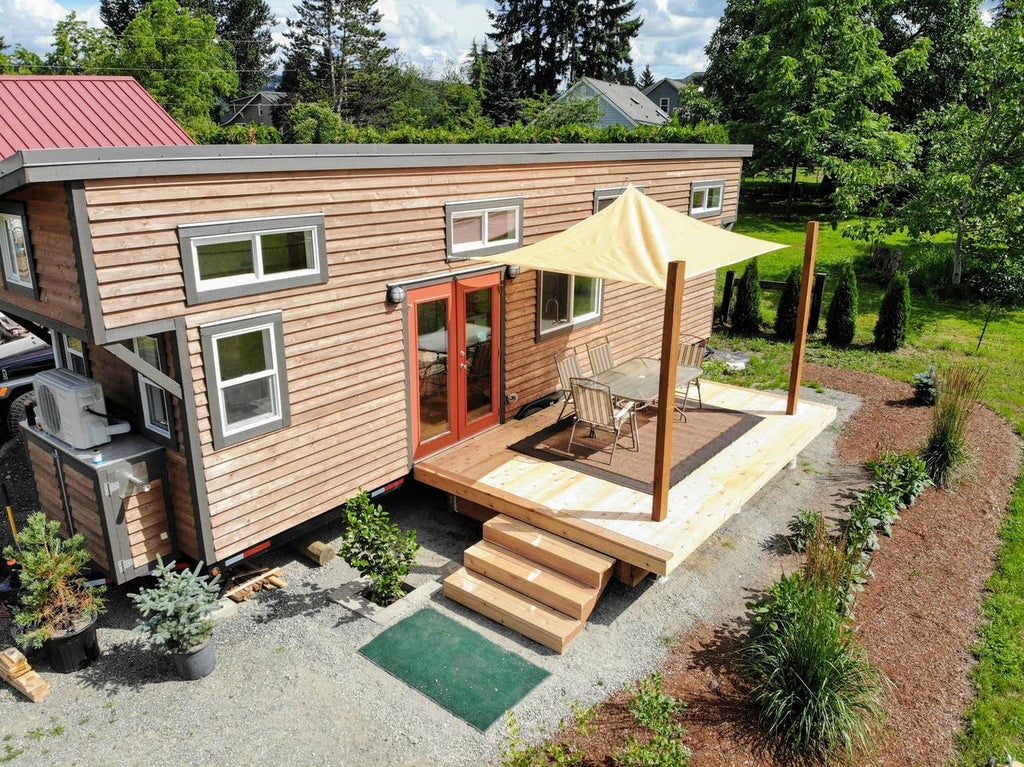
left=505, top=265, right=521, bottom=280
left=386, top=285, right=407, bottom=305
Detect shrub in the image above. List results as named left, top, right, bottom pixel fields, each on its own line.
left=615, top=672, right=689, bottom=767
left=340, top=491, right=420, bottom=605
left=874, top=272, right=911, bottom=351
left=921, top=364, right=987, bottom=487
left=774, top=267, right=802, bottom=340
left=786, top=509, right=824, bottom=553
left=913, top=365, right=940, bottom=405
left=825, top=262, right=859, bottom=347
left=130, top=556, right=221, bottom=653
left=731, top=259, right=763, bottom=335
left=2, top=512, right=105, bottom=648
left=866, top=451, right=932, bottom=508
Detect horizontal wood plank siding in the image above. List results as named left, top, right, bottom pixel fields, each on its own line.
left=122, top=478, right=174, bottom=567
left=83, top=155, right=742, bottom=561
left=0, top=183, right=86, bottom=330
left=63, top=463, right=110, bottom=571
left=27, top=441, right=65, bottom=535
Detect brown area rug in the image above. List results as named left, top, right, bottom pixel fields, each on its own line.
left=508, top=406, right=764, bottom=493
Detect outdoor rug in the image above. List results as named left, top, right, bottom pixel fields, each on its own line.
left=509, top=405, right=764, bottom=493
left=358, top=608, right=550, bottom=731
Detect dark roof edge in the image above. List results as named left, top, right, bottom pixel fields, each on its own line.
left=0, top=143, right=754, bottom=195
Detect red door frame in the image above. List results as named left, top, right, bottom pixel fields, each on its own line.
left=455, top=272, right=501, bottom=441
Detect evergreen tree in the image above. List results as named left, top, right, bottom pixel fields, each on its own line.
left=219, top=0, right=276, bottom=94
left=481, top=40, right=523, bottom=126
left=874, top=272, right=911, bottom=351
left=638, top=63, right=654, bottom=91
left=731, top=258, right=763, bottom=335
left=774, top=267, right=802, bottom=340
left=281, top=0, right=396, bottom=123
left=825, top=262, right=859, bottom=347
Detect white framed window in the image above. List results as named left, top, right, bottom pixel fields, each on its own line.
left=133, top=335, right=172, bottom=440
left=690, top=180, right=725, bottom=218
left=445, top=197, right=524, bottom=260
left=0, top=203, right=36, bottom=299
left=56, top=334, right=88, bottom=376
left=200, top=313, right=290, bottom=449
left=659, top=97, right=670, bottom=112
left=178, top=214, right=327, bottom=305
left=537, top=272, right=603, bottom=337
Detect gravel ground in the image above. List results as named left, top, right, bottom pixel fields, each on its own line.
left=0, top=387, right=859, bottom=767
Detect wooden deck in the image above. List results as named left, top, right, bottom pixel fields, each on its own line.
left=415, top=380, right=837, bottom=577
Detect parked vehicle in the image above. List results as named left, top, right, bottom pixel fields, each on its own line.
left=0, top=344, right=54, bottom=438
left=0, top=312, right=47, bottom=360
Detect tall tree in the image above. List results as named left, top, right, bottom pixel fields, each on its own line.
left=100, top=0, right=146, bottom=36
left=281, top=0, right=396, bottom=123
left=638, top=63, right=654, bottom=91
left=218, top=0, right=276, bottom=93
left=45, top=13, right=115, bottom=74
left=480, top=39, right=523, bottom=126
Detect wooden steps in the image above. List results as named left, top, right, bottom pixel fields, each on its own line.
left=443, top=515, right=615, bottom=653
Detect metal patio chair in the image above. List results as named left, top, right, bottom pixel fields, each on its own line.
left=554, top=348, right=584, bottom=420
left=674, top=335, right=709, bottom=420
left=586, top=337, right=615, bottom=375
left=568, top=377, right=638, bottom=463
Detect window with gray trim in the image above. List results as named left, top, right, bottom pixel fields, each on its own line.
left=690, top=180, right=725, bottom=217
left=55, top=333, right=89, bottom=376
left=445, top=197, right=523, bottom=260
left=178, top=214, right=327, bottom=304
left=133, top=335, right=173, bottom=440
left=0, top=202, right=37, bottom=299
left=200, top=313, right=290, bottom=449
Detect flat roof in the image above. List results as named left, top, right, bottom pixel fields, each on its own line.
left=0, top=142, right=753, bottom=196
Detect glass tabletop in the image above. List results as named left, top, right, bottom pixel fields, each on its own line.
left=590, top=357, right=702, bottom=403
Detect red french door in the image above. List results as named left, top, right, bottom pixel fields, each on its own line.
left=409, top=273, right=501, bottom=460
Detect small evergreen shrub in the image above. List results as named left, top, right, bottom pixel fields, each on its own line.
left=774, top=267, right=802, bottom=340
left=873, top=272, right=911, bottom=351
left=866, top=451, right=932, bottom=509
left=786, top=509, right=824, bottom=553
left=731, top=259, right=763, bottom=335
left=130, top=556, right=221, bottom=653
left=2, top=512, right=105, bottom=648
left=825, top=262, right=859, bottom=347
left=921, top=364, right=987, bottom=487
left=340, top=491, right=420, bottom=605
left=913, top=365, right=940, bottom=405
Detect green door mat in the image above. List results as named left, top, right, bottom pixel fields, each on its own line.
left=359, top=608, right=550, bottom=731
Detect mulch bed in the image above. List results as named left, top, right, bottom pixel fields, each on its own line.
left=549, top=365, right=1021, bottom=765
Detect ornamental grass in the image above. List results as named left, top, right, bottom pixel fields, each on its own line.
left=921, top=364, right=987, bottom=487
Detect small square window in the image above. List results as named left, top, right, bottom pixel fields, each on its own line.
left=537, top=272, right=603, bottom=337
left=659, top=97, right=670, bottom=112
left=57, top=334, right=88, bottom=376
left=179, top=214, right=327, bottom=305
left=0, top=202, right=37, bottom=299
left=200, top=313, right=290, bottom=449
left=133, top=335, right=173, bottom=440
left=690, top=180, right=725, bottom=218
left=445, top=197, right=524, bottom=260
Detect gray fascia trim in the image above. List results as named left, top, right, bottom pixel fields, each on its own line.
left=0, top=298, right=86, bottom=339
left=172, top=316, right=216, bottom=563
left=387, top=263, right=505, bottom=293
left=445, top=196, right=524, bottom=261
left=178, top=213, right=327, bottom=305
left=0, top=199, right=40, bottom=301
left=102, top=342, right=184, bottom=398
left=2, top=143, right=755, bottom=191
left=199, top=311, right=290, bottom=450
left=102, top=317, right=177, bottom=343
left=66, top=181, right=105, bottom=344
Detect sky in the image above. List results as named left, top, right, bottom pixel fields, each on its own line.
left=0, top=0, right=725, bottom=83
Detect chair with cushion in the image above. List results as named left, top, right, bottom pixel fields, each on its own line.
left=586, top=337, right=615, bottom=375
left=568, top=378, right=638, bottom=463
left=554, top=348, right=584, bottom=420
left=674, top=335, right=709, bottom=420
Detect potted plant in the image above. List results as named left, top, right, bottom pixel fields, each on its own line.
left=129, top=556, right=221, bottom=680
left=2, top=512, right=106, bottom=672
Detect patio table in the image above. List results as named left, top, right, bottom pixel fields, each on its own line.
left=590, top=357, right=703, bottom=408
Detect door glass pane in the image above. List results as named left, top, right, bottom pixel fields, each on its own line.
left=464, top=288, right=493, bottom=422
left=416, top=298, right=449, bottom=441
left=539, top=271, right=570, bottom=333
left=573, top=276, right=599, bottom=318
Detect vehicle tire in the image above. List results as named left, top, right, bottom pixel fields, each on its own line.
left=6, top=391, right=34, bottom=438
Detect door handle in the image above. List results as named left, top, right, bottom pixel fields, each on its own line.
left=459, top=363, right=469, bottom=370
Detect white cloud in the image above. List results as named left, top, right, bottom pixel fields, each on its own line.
left=0, top=0, right=101, bottom=50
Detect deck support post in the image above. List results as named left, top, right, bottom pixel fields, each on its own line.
left=652, top=260, right=686, bottom=522
left=787, top=221, right=819, bottom=415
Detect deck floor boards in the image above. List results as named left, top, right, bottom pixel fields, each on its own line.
left=415, top=380, right=837, bottom=576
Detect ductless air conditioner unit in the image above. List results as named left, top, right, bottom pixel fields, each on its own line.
left=33, top=369, right=112, bottom=450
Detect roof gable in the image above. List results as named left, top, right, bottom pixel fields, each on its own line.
left=0, top=75, right=194, bottom=160
left=565, top=77, right=669, bottom=126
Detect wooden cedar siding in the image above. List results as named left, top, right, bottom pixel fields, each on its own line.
left=26, top=441, right=66, bottom=534
left=0, top=183, right=86, bottom=330
left=82, top=155, right=740, bottom=561
left=122, top=478, right=174, bottom=567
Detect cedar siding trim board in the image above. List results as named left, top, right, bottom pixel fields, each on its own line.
left=66, top=181, right=104, bottom=343
left=0, top=143, right=753, bottom=194
left=0, top=200, right=39, bottom=300
left=177, top=213, right=328, bottom=305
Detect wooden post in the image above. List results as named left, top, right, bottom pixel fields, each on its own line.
left=652, top=260, right=686, bottom=522
left=787, top=222, right=819, bottom=415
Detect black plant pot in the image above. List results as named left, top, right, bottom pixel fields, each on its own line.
left=171, top=639, right=215, bottom=681
left=42, top=613, right=100, bottom=673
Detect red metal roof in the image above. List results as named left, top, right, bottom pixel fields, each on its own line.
left=0, top=75, right=194, bottom=160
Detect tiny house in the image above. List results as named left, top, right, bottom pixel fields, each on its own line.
left=0, top=78, right=752, bottom=583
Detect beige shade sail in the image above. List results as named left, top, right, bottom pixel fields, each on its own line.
left=476, top=183, right=787, bottom=288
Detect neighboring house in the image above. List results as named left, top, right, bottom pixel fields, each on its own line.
left=0, top=78, right=747, bottom=587
left=220, top=91, right=289, bottom=128
left=643, top=73, right=703, bottom=117
left=556, top=77, right=669, bottom=128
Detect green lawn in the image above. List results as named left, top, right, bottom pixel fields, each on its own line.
left=711, top=215, right=1024, bottom=764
